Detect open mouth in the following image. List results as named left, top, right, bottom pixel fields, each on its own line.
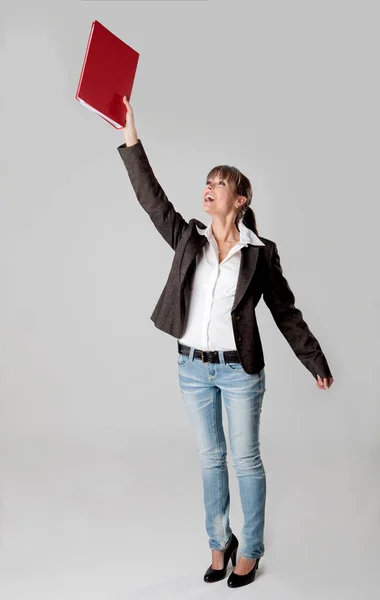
left=204, top=195, right=215, bottom=203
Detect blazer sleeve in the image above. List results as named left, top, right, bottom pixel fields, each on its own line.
left=117, top=139, right=189, bottom=251
left=263, top=242, right=333, bottom=380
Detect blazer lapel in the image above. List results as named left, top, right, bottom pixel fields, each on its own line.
left=179, top=225, right=260, bottom=312
left=179, top=230, right=208, bottom=284
left=231, top=245, right=260, bottom=312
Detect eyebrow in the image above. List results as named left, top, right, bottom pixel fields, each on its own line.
left=206, top=177, right=227, bottom=183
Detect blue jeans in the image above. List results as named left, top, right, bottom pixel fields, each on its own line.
left=177, top=346, right=266, bottom=560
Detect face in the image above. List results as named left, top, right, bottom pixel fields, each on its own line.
left=203, top=173, right=245, bottom=218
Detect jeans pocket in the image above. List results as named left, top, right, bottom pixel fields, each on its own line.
left=225, top=361, right=245, bottom=370
left=177, top=352, right=189, bottom=366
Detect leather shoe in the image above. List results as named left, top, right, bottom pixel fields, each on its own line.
left=203, top=533, right=239, bottom=583
left=227, top=556, right=261, bottom=587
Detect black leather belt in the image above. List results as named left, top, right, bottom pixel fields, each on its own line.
left=177, top=342, right=241, bottom=364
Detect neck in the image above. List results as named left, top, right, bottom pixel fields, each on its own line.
left=211, top=216, right=241, bottom=244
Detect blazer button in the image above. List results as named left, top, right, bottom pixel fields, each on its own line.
left=237, top=336, right=242, bottom=342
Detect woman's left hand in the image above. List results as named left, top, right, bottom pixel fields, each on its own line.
left=316, top=375, right=334, bottom=389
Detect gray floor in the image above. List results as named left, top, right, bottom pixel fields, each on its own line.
left=0, top=434, right=378, bottom=599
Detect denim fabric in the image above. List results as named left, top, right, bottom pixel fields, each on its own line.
left=177, top=347, right=266, bottom=559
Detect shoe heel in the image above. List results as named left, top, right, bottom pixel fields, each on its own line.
left=231, top=548, right=237, bottom=566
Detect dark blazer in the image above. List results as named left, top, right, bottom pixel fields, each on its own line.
left=117, top=139, right=332, bottom=381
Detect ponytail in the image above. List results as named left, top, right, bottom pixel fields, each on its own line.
left=241, top=206, right=259, bottom=236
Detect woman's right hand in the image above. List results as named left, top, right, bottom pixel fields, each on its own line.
left=122, top=96, right=139, bottom=147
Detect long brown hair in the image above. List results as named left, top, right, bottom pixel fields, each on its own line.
left=205, top=165, right=259, bottom=235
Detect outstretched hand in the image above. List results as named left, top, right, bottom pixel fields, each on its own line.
left=316, top=375, right=334, bottom=389
left=122, top=96, right=138, bottom=146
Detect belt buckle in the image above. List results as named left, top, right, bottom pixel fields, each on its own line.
left=201, top=350, right=207, bottom=363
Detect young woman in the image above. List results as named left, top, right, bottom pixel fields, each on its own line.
left=118, top=96, right=334, bottom=589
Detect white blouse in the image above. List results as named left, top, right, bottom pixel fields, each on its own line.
left=178, top=219, right=265, bottom=351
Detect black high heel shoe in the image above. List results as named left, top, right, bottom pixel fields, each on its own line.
left=227, top=555, right=261, bottom=587
left=203, top=533, right=239, bottom=583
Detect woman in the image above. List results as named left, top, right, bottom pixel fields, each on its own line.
left=118, top=96, right=334, bottom=589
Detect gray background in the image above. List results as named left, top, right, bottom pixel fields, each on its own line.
left=2, top=1, right=379, bottom=598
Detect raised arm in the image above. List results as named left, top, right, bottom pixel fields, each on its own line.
left=117, top=96, right=189, bottom=251
left=263, top=241, right=332, bottom=381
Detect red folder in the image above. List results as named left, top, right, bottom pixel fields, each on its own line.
left=75, top=20, right=139, bottom=129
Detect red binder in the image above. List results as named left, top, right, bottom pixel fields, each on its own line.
left=75, top=20, right=139, bottom=129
